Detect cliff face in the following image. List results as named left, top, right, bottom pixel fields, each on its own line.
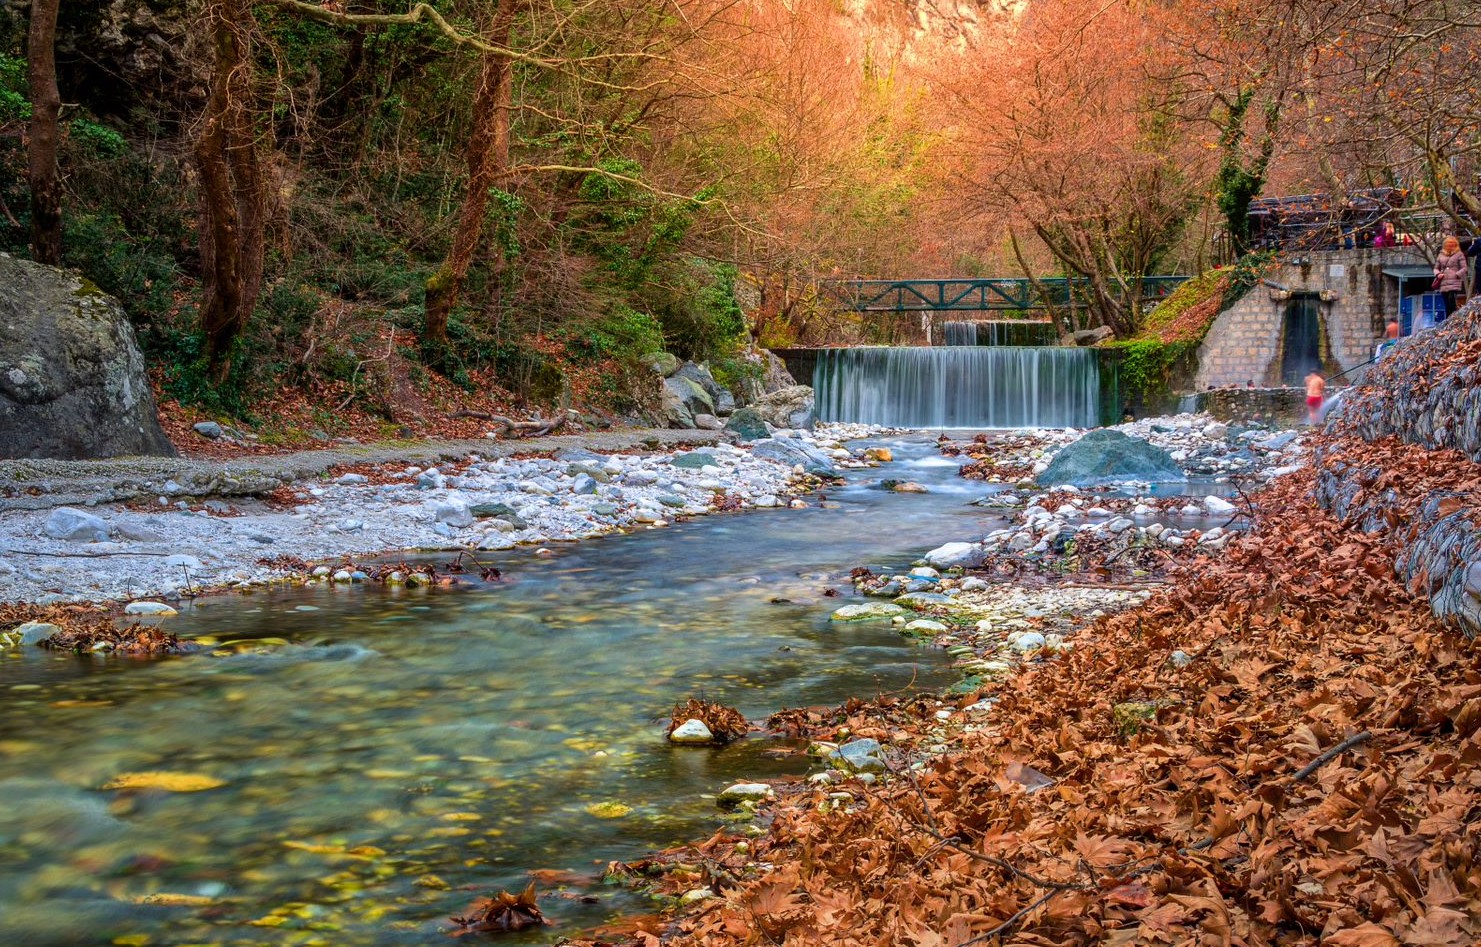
left=840, top=0, right=1022, bottom=58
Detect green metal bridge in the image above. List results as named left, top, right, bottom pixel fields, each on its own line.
left=821, top=276, right=1191, bottom=312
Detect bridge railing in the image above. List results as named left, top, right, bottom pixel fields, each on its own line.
left=818, top=276, right=1189, bottom=313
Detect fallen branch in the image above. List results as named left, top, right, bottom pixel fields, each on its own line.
left=1289, top=730, right=1374, bottom=783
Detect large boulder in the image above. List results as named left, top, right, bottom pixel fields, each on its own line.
left=764, top=351, right=796, bottom=392
left=1036, top=430, right=1184, bottom=487
left=1070, top=326, right=1115, bottom=346
left=724, top=407, right=771, bottom=442
left=0, top=254, right=174, bottom=459
left=663, top=374, right=714, bottom=424
left=674, top=362, right=726, bottom=406
left=748, top=385, right=816, bottom=430
left=750, top=436, right=838, bottom=476
left=641, top=351, right=681, bottom=377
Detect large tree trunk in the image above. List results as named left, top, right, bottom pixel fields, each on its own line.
left=195, top=0, right=266, bottom=385
left=26, top=0, right=62, bottom=265
left=423, top=0, right=519, bottom=351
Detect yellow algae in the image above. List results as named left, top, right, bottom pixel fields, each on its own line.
left=439, top=812, right=480, bottom=821
left=585, top=801, right=633, bottom=818
left=133, top=893, right=216, bottom=907
left=102, top=772, right=226, bottom=792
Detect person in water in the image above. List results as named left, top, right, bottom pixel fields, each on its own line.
left=1305, top=371, right=1326, bottom=424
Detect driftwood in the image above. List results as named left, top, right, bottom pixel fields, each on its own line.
left=448, top=410, right=573, bottom=438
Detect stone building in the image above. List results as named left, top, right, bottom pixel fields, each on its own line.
left=1194, top=248, right=1431, bottom=389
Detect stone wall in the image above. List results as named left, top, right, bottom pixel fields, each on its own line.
left=1194, top=248, right=1424, bottom=389
left=1332, top=299, right=1481, bottom=462
left=1317, top=300, right=1481, bottom=636
left=1183, top=388, right=1309, bottom=427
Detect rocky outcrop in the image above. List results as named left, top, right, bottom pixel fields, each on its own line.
left=1035, top=430, right=1183, bottom=487
left=747, top=386, right=816, bottom=430
left=0, top=254, right=175, bottom=459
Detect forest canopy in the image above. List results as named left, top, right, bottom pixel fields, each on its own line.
left=0, top=0, right=1475, bottom=418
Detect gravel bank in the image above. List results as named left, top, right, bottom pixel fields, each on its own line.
left=0, top=427, right=877, bottom=607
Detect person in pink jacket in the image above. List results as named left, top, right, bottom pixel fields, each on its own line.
left=1435, top=235, right=1468, bottom=321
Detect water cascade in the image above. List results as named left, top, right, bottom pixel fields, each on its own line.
left=814, top=346, right=1100, bottom=428
left=942, top=321, right=1058, bottom=347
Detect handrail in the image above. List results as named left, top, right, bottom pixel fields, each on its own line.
left=818, top=276, right=1190, bottom=313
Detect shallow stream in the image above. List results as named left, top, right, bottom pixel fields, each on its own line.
left=0, top=437, right=1011, bottom=946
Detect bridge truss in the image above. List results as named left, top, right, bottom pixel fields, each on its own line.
left=820, top=276, right=1190, bottom=313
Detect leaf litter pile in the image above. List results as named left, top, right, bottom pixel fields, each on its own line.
left=573, top=435, right=1481, bottom=946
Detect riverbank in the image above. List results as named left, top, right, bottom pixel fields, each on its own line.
left=576, top=431, right=1481, bottom=947
left=0, top=426, right=878, bottom=611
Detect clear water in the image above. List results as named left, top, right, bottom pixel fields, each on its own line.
left=0, top=438, right=996, bottom=946
left=814, top=347, right=1101, bottom=428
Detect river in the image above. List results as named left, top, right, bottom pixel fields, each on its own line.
left=0, top=436, right=1000, bottom=945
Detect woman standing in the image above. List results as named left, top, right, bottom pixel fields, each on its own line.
left=1435, top=236, right=1468, bottom=321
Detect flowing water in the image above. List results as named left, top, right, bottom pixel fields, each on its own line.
left=814, top=347, right=1101, bottom=429
left=941, top=321, right=1058, bottom=347
left=0, top=438, right=998, bottom=946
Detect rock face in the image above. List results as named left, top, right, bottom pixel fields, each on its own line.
left=748, top=385, right=816, bottom=430
left=1036, top=430, right=1184, bottom=487
left=0, top=254, right=175, bottom=459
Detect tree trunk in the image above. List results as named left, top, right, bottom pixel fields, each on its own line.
left=423, top=0, right=519, bottom=351
left=26, top=0, right=62, bottom=265
left=195, top=0, right=266, bottom=384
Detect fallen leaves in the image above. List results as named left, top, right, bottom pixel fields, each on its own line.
left=667, top=697, right=750, bottom=744
left=579, top=436, right=1481, bottom=947
left=449, top=883, right=547, bottom=935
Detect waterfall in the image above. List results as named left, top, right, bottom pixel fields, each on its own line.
left=942, top=321, right=1058, bottom=347
left=814, top=347, right=1100, bottom=429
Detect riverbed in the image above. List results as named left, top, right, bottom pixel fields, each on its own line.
left=0, top=437, right=1002, bottom=946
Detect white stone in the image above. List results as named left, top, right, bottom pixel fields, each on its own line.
left=123, top=601, right=178, bottom=616
left=904, top=619, right=948, bottom=633
left=1203, top=495, right=1236, bottom=515
left=428, top=497, right=474, bottom=528
left=669, top=719, right=715, bottom=744
left=1009, top=632, right=1047, bottom=652
left=924, top=542, right=985, bottom=569
left=42, top=507, right=110, bottom=542
left=717, top=782, right=774, bottom=806
left=831, top=603, right=907, bottom=621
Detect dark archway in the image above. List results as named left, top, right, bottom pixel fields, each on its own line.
left=1280, top=293, right=1322, bottom=385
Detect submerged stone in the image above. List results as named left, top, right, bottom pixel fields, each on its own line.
left=830, top=603, right=907, bottom=621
